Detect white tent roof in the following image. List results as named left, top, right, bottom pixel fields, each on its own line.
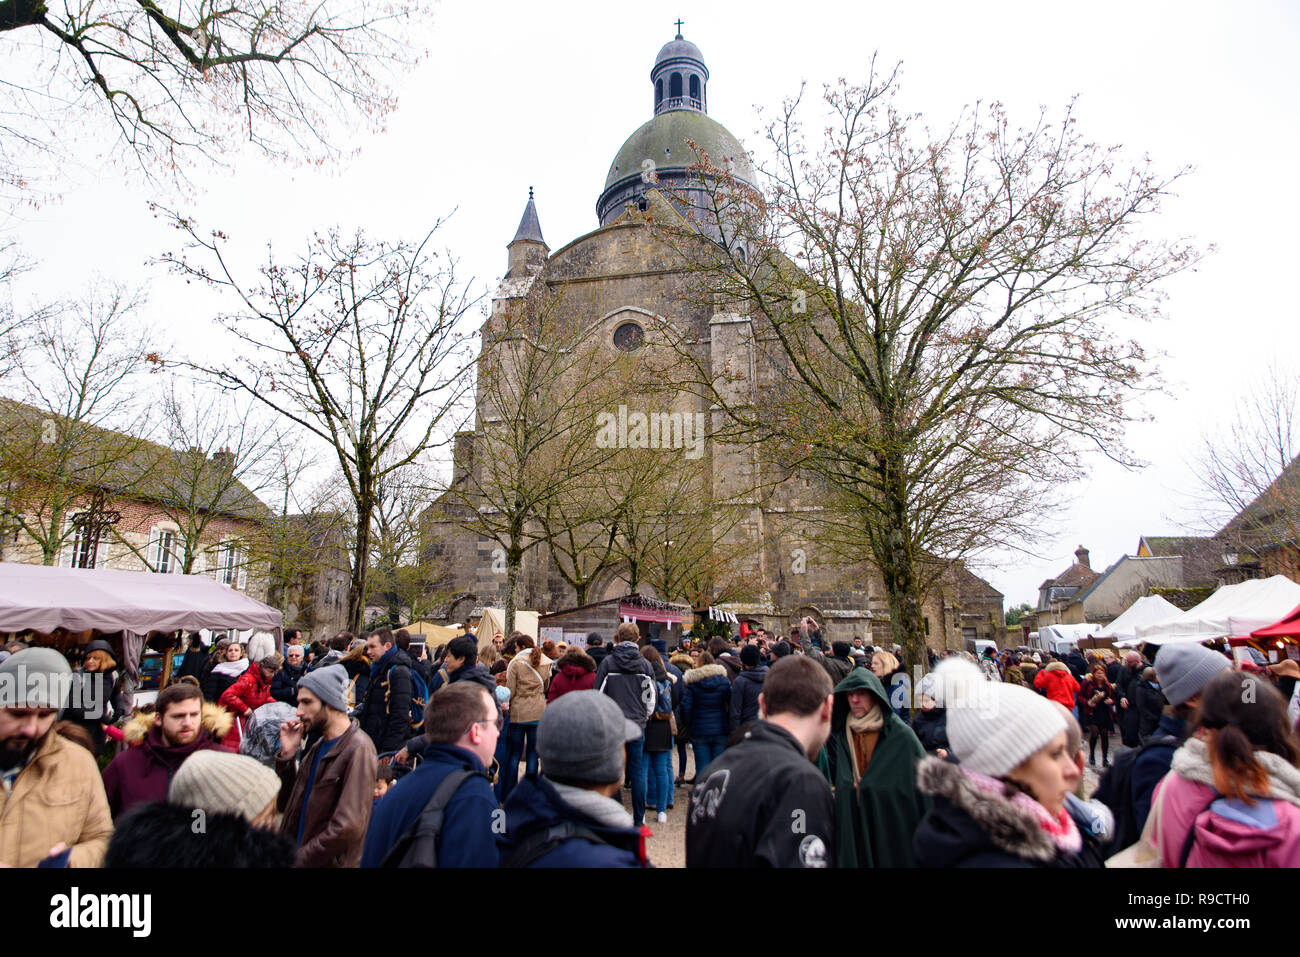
left=1133, top=575, right=1300, bottom=645
left=0, top=563, right=283, bottom=634
left=1096, top=594, right=1184, bottom=641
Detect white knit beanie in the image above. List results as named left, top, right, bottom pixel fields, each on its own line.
left=168, top=750, right=281, bottom=822
left=938, top=658, right=1068, bottom=777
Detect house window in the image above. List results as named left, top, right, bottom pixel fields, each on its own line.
left=156, top=530, right=177, bottom=573
left=218, top=542, right=239, bottom=585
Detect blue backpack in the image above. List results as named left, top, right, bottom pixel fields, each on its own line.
left=408, top=670, right=430, bottom=733
left=653, top=676, right=673, bottom=719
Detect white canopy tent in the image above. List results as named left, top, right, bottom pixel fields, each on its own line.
left=1096, top=594, right=1184, bottom=642
left=1131, top=575, right=1300, bottom=646
left=0, top=563, right=283, bottom=694
left=1035, top=623, right=1102, bottom=654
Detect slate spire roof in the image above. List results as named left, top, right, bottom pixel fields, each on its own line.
left=510, top=188, right=546, bottom=247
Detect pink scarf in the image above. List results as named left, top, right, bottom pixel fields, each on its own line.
left=962, top=767, right=1082, bottom=854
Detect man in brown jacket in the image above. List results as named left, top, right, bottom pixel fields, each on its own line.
left=0, top=648, right=113, bottom=867
left=276, top=664, right=376, bottom=867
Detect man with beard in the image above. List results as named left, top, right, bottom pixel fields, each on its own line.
left=277, top=664, right=377, bottom=867
left=0, top=648, right=113, bottom=867
left=102, top=682, right=232, bottom=817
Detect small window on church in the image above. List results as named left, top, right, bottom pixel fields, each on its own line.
left=655, top=79, right=663, bottom=107
left=689, top=74, right=700, bottom=101
left=670, top=72, right=683, bottom=98
left=636, top=196, right=649, bottom=212
left=613, top=322, right=645, bottom=352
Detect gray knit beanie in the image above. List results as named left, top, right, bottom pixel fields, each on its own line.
left=297, top=664, right=349, bottom=712
left=0, top=647, right=73, bottom=709
left=939, top=658, right=1067, bottom=777
left=168, top=750, right=281, bottom=822
left=1155, top=642, right=1232, bottom=706
left=537, top=690, right=642, bottom=785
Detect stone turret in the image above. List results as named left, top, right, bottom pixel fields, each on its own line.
left=506, top=187, right=548, bottom=278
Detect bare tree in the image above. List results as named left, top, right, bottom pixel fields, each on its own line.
left=1190, top=365, right=1300, bottom=578
left=1, top=0, right=424, bottom=198
left=651, top=60, right=1198, bottom=670
left=0, top=282, right=157, bottom=564
left=159, top=211, right=479, bottom=631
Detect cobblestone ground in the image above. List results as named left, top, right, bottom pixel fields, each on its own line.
left=515, top=733, right=1127, bottom=869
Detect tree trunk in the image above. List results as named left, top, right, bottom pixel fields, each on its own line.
left=573, top=580, right=589, bottom=607
left=347, top=495, right=374, bottom=634
left=504, top=542, right=522, bottom=637
left=875, top=460, right=928, bottom=680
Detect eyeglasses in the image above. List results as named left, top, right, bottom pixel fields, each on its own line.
left=467, top=712, right=504, bottom=736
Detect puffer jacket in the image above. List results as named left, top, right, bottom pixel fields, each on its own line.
left=219, top=664, right=275, bottom=749
left=1154, top=737, right=1300, bottom=868
left=729, top=665, right=767, bottom=731
left=106, top=801, right=297, bottom=868
left=547, top=651, right=597, bottom=702
left=681, top=664, right=731, bottom=738
left=1034, top=662, right=1081, bottom=710
left=205, top=657, right=249, bottom=703
left=0, top=726, right=113, bottom=867
left=101, top=704, right=234, bottom=818
left=507, top=651, right=550, bottom=723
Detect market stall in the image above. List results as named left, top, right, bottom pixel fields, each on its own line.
left=1132, top=576, right=1300, bottom=652
left=0, top=563, right=283, bottom=705
left=538, top=594, right=690, bottom=648
left=1096, top=594, right=1183, bottom=643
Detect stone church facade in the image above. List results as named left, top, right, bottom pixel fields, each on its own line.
left=422, top=33, right=1002, bottom=650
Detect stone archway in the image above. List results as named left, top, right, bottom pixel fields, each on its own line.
left=444, top=593, right=478, bottom=626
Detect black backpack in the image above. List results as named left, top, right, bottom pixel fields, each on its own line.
left=1092, top=733, right=1180, bottom=855
left=379, top=766, right=488, bottom=868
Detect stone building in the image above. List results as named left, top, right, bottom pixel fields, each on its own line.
left=0, top=397, right=270, bottom=601
left=422, top=32, right=1001, bottom=650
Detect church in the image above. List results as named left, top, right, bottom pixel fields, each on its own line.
left=421, top=31, right=1004, bottom=650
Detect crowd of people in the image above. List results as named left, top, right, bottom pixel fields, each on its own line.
left=3, top=617, right=1300, bottom=868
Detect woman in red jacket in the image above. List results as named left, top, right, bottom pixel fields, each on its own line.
left=1034, top=660, right=1081, bottom=715
left=219, top=654, right=279, bottom=749
left=546, top=646, right=597, bottom=702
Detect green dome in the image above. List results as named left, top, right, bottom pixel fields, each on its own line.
left=604, top=110, right=754, bottom=191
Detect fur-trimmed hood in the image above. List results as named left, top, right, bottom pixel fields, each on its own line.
left=669, top=652, right=693, bottom=672
left=556, top=647, right=597, bottom=674
left=914, top=756, right=1058, bottom=865
left=683, top=663, right=728, bottom=685
left=1172, top=736, right=1300, bottom=808
left=123, top=702, right=233, bottom=745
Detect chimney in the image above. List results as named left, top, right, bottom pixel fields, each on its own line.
left=1074, top=544, right=1090, bottom=569
left=211, top=447, right=235, bottom=476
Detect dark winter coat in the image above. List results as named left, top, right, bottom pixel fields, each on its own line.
left=340, top=655, right=371, bottom=708
left=715, top=652, right=743, bottom=682
left=681, top=664, right=731, bottom=739
left=357, top=647, right=415, bottom=753
left=105, top=801, right=298, bottom=868
left=913, top=757, right=1089, bottom=868
left=498, top=774, right=649, bottom=868
left=594, top=642, right=657, bottom=728
left=276, top=719, right=377, bottom=867
left=270, top=661, right=308, bottom=704
left=546, top=652, right=597, bottom=703
left=829, top=669, right=929, bottom=867
left=910, top=707, right=950, bottom=755
left=203, top=658, right=247, bottom=704
left=1135, top=681, right=1166, bottom=739
left=1131, top=712, right=1186, bottom=833
left=729, top=665, right=767, bottom=731
left=586, top=644, right=611, bottom=668
left=429, top=659, right=497, bottom=696
left=101, top=705, right=232, bottom=818
left=175, top=647, right=208, bottom=683
left=1065, top=651, right=1089, bottom=681
left=360, top=742, right=498, bottom=867
left=1076, top=676, right=1116, bottom=732
left=62, top=667, right=128, bottom=754
left=685, top=720, right=835, bottom=868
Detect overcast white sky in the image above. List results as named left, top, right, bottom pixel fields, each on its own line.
left=6, top=0, right=1299, bottom=607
